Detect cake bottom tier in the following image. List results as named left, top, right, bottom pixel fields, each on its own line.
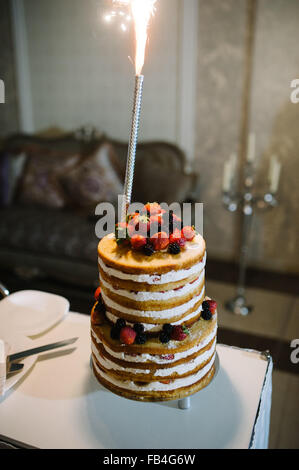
left=92, top=352, right=216, bottom=402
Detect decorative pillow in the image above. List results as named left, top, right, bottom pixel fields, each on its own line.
left=61, top=142, right=123, bottom=208
left=18, top=151, right=81, bottom=209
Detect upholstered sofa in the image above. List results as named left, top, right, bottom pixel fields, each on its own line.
left=0, top=129, right=199, bottom=287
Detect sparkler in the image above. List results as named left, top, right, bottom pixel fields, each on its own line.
left=104, top=0, right=157, bottom=221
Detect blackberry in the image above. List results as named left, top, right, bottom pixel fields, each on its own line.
left=134, top=323, right=145, bottom=334
left=110, top=326, right=121, bottom=340
left=163, top=324, right=173, bottom=335
left=201, top=309, right=212, bottom=321
left=135, top=333, right=147, bottom=345
left=159, top=331, right=171, bottom=344
left=143, top=243, right=155, bottom=256
left=168, top=243, right=181, bottom=255
left=116, top=318, right=126, bottom=329
left=202, top=301, right=210, bottom=311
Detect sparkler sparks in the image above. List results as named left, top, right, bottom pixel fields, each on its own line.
left=104, top=0, right=157, bottom=75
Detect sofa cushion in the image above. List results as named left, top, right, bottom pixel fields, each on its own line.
left=61, top=142, right=123, bottom=209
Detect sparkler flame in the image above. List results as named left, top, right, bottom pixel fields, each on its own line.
left=130, top=0, right=156, bottom=75
left=109, top=0, right=156, bottom=75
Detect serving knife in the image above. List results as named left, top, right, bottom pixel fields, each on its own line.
left=7, top=337, right=78, bottom=363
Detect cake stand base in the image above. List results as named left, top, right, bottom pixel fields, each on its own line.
left=225, top=296, right=253, bottom=316
left=177, top=352, right=220, bottom=410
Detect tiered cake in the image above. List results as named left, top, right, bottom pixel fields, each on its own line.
left=91, top=205, right=217, bottom=402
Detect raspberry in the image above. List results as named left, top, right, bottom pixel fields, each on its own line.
left=171, top=325, right=188, bottom=341
left=206, top=299, right=217, bottom=314
left=130, top=234, right=147, bottom=250
left=150, top=232, right=169, bottom=251
left=169, top=228, right=186, bottom=247
left=159, top=354, right=175, bottom=361
left=120, top=327, right=137, bottom=345
left=182, top=226, right=196, bottom=242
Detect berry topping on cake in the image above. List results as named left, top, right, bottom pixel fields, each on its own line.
left=135, top=333, right=147, bottom=345
left=159, top=354, right=175, bottom=361
left=159, top=331, right=171, bottom=344
left=169, top=228, right=186, bottom=247
left=94, top=287, right=102, bottom=301
left=171, top=325, right=189, bottom=341
left=143, top=202, right=161, bottom=216
left=134, top=323, right=145, bottom=334
left=201, top=309, right=212, bottom=321
left=116, top=318, right=126, bottom=329
left=163, top=324, right=174, bottom=335
left=120, top=327, right=137, bottom=345
left=168, top=243, right=181, bottom=255
left=143, top=243, right=155, bottom=256
left=110, top=326, right=121, bottom=340
left=182, top=226, right=196, bottom=241
left=150, top=232, right=169, bottom=251
left=205, top=299, right=217, bottom=314
left=130, top=234, right=147, bottom=250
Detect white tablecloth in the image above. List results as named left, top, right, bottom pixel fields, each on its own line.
left=0, top=312, right=272, bottom=449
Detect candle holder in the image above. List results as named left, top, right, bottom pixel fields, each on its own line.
left=222, top=159, right=279, bottom=316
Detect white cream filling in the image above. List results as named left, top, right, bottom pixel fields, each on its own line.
left=92, top=339, right=216, bottom=377
left=105, top=305, right=203, bottom=333
left=91, top=323, right=217, bottom=364
left=100, top=270, right=204, bottom=302
left=98, top=252, right=206, bottom=284
left=92, top=351, right=216, bottom=392
left=101, top=285, right=205, bottom=320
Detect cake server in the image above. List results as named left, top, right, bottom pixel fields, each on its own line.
left=7, top=337, right=78, bottom=363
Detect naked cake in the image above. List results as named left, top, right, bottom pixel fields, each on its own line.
left=91, top=203, right=218, bottom=402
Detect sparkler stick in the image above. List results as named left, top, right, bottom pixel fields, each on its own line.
left=119, top=0, right=157, bottom=222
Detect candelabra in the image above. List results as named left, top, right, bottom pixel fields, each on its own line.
left=222, top=136, right=281, bottom=315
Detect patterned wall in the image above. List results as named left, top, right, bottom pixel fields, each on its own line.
left=195, top=0, right=299, bottom=274
left=23, top=0, right=180, bottom=142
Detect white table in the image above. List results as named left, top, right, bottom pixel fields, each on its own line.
left=0, top=313, right=272, bottom=449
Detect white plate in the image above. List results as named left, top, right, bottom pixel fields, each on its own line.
left=0, top=290, right=69, bottom=337
left=2, top=333, right=38, bottom=394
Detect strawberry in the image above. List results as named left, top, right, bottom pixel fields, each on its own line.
left=182, top=226, right=196, bottom=242
left=159, top=380, right=171, bottom=384
left=128, top=215, right=149, bottom=238
left=206, top=299, right=217, bottom=314
left=169, top=228, right=186, bottom=247
left=171, top=325, right=188, bottom=341
left=159, top=354, right=175, bottom=361
left=94, top=286, right=102, bottom=301
left=143, top=202, right=161, bottom=216
left=150, top=232, right=169, bottom=251
left=120, top=327, right=137, bottom=345
left=130, top=234, right=147, bottom=251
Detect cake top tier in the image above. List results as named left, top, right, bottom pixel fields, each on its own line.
left=98, top=233, right=206, bottom=275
